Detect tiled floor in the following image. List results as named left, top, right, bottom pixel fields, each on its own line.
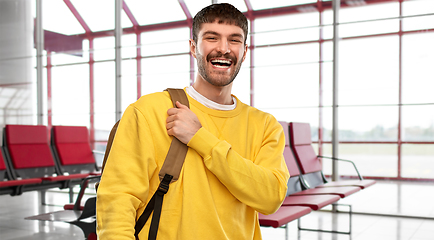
left=1, top=180, right=434, bottom=240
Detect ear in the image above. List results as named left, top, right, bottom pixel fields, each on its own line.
left=189, top=39, right=197, bottom=59
left=241, top=44, right=248, bottom=63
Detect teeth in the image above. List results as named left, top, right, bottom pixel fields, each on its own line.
left=213, top=64, right=229, bottom=69
left=211, top=59, right=231, bottom=64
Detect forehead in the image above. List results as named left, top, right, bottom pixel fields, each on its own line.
left=198, top=21, right=245, bottom=38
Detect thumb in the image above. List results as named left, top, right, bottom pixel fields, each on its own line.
left=176, top=101, right=188, bottom=109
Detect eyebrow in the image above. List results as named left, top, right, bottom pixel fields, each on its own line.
left=202, top=31, right=244, bottom=39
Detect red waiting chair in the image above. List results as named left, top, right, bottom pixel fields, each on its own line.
left=289, top=122, right=376, bottom=190
left=51, top=125, right=101, bottom=175
left=0, top=147, right=42, bottom=195
left=2, top=125, right=90, bottom=197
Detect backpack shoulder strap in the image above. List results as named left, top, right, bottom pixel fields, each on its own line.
left=101, top=120, right=120, bottom=174
left=166, top=88, right=189, bottom=109
left=135, top=88, right=189, bottom=240
left=159, top=88, right=189, bottom=182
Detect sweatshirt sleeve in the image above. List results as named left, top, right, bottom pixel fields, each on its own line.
left=187, top=115, right=290, bottom=215
left=96, top=105, right=158, bottom=240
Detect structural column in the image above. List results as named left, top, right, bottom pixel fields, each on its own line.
left=36, top=0, right=44, bottom=124
left=115, top=0, right=122, bottom=121
left=332, top=0, right=340, bottom=181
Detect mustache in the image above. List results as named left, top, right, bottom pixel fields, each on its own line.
left=206, top=52, right=237, bottom=65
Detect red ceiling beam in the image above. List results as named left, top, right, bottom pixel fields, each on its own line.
left=123, top=1, right=139, bottom=28
left=244, top=0, right=253, bottom=18
left=63, top=0, right=91, bottom=34
left=178, top=0, right=192, bottom=24
left=244, top=0, right=253, bottom=12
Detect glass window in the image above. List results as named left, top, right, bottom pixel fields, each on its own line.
left=402, top=33, right=434, bottom=104
left=322, top=2, right=399, bottom=39
left=141, top=55, right=190, bottom=96
left=402, top=0, right=434, bottom=16
left=94, top=61, right=115, bottom=114
left=94, top=60, right=116, bottom=142
left=122, top=34, right=138, bottom=59
left=319, top=106, right=399, bottom=142
left=43, top=0, right=85, bottom=35
left=141, top=28, right=190, bottom=57
left=121, top=59, right=138, bottom=111
left=51, top=64, right=90, bottom=126
left=94, top=113, right=115, bottom=141
left=402, top=144, right=434, bottom=179
left=125, top=0, right=186, bottom=26
left=231, top=51, right=251, bottom=105
left=50, top=51, right=89, bottom=65
left=184, top=0, right=214, bottom=17
left=338, top=19, right=399, bottom=39
left=255, top=26, right=320, bottom=46
left=321, top=61, right=333, bottom=108
left=254, top=63, right=319, bottom=109
left=402, top=105, right=434, bottom=142
left=322, top=144, right=398, bottom=178
left=329, top=36, right=399, bottom=106
left=254, top=12, right=320, bottom=46
left=94, top=37, right=115, bottom=61
left=268, top=108, right=319, bottom=136
left=324, top=2, right=399, bottom=24
left=255, top=43, right=319, bottom=67
left=94, top=142, right=107, bottom=167
left=403, top=16, right=434, bottom=32
left=321, top=106, right=333, bottom=142
left=333, top=106, right=398, bottom=141
left=70, top=0, right=115, bottom=32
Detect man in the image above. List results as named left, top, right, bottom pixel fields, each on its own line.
left=96, top=3, right=289, bottom=239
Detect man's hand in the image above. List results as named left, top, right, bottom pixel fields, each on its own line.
left=166, top=101, right=202, bottom=144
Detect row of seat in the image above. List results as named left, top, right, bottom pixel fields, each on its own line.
left=258, top=122, right=376, bottom=235
left=0, top=124, right=101, bottom=198
left=20, top=122, right=375, bottom=239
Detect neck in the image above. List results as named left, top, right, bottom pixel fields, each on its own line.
left=192, top=75, right=233, bottom=105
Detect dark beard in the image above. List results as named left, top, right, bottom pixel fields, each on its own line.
left=197, top=52, right=243, bottom=87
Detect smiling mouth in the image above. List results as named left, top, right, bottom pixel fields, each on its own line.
left=210, top=59, right=233, bottom=69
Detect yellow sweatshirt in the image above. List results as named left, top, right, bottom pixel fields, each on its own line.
left=96, top=89, right=290, bottom=240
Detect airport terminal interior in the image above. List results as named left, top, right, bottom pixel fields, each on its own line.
left=1, top=0, right=433, bottom=239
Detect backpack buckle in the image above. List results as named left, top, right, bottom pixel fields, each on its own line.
left=157, top=174, right=173, bottom=195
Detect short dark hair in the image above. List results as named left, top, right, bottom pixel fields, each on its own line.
left=192, top=3, right=248, bottom=44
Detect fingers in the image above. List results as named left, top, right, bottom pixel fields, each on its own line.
left=165, top=102, right=201, bottom=144
left=167, top=107, right=178, bottom=116
left=166, top=106, right=181, bottom=135
left=167, top=101, right=187, bottom=116
left=166, top=107, right=181, bottom=125
left=176, top=101, right=188, bottom=109
left=167, top=101, right=189, bottom=122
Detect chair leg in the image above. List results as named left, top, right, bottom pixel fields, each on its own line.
left=69, top=186, right=74, bottom=203
left=285, top=224, right=289, bottom=240
left=39, top=190, right=46, bottom=205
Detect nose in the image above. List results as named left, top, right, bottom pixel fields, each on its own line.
left=216, top=38, right=230, bottom=54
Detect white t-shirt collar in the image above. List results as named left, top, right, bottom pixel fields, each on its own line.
left=186, top=86, right=237, bottom=111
